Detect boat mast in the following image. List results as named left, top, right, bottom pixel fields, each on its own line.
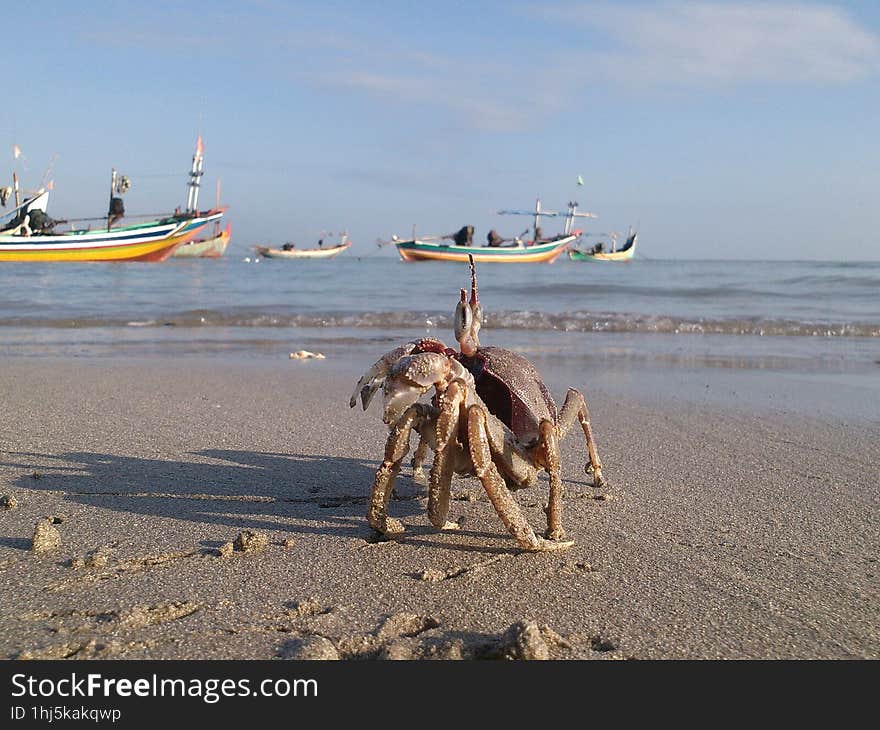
left=185, top=136, right=204, bottom=215
left=533, top=197, right=543, bottom=241
left=563, top=200, right=598, bottom=235
left=214, top=177, right=221, bottom=235
left=12, top=172, right=20, bottom=208
left=107, top=168, right=117, bottom=231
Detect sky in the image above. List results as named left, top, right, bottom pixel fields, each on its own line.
left=4, top=0, right=879, bottom=260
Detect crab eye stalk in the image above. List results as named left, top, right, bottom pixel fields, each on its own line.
left=455, top=284, right=480, bottom=356
left=454, top=299, right=472, bottom=341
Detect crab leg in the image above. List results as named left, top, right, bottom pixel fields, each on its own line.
left=481, top=409, right=538, bottom=488
left=427, top=379, right=466, bottom=530
left=558, top=388, right=606, bottom=487
left=537, top=420, right=566, bottom=540
left=467, top=405, right=573, bottom=552
left=410, top=435, right=430, bottom=484
left=367, top=403, right=435, bottom=536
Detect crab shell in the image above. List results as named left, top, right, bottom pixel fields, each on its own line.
left=459, top=346, right=558, bottom=446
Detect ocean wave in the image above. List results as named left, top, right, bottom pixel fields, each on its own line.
left=0, top=309, right=877, bottom=337
left=508, top=282, right=800, bottom=300
left=773, top=274, right=880, bottom=288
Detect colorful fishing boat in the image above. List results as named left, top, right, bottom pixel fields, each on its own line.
left=255, top=239, right=352, bottom=259
left=394, top=235, right=575, bottom=263
left=172, top=223, right=231, bottom=258
left=0, top=138, right=224, bottom=262
left=0, top=212, right=221, bottom=262
left=389, top=198, right=595, bottom=263
left=568, top=229, right=638, bottom=262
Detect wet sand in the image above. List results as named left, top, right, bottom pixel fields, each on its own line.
left=0, top=356, right=877, bottom=659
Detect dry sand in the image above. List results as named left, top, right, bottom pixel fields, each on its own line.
left=0, top=356, right=877, bottom=659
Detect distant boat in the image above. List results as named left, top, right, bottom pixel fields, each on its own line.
left=172, top=223, right=231, bottom=258
left=0, top=138, right=224, bottom=263
left=569, top=229, right=638, bottom=262
left=255, top=240, right=352, bottom=259
left=0, top=190, right=221, bottom=262
left=387, top=198, right=594, bottom=263
left=394, top=236, right=575, bottom=263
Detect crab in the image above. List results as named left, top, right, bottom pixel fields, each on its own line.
left=350, top=256, right=606, bottom=551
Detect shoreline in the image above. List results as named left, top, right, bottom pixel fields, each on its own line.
left=0, top=356, right=877, bottom=659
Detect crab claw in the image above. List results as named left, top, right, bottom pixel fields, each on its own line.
left=381, top=352, right=453, bottom=425
left=349, top=343, right=419, bottom=410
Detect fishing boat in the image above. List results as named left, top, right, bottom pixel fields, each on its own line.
left=568, top=229, right=638, bottom=262
left=0, top=138, right=224, bottom=262
left=388, top=198, right=595, bottom=263
left=172, top=222, right=231, bottom=258
left=172, top=179, right=231, bottom=258
left=255, top=239, right=352, bottom=259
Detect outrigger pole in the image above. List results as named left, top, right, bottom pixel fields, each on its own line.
left=498, top=197, right=597, bottom=240
left=498, top=198, right=558, bottom=241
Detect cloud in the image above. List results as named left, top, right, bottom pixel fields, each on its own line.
left=541, top=1, right=880, bottom=86
left=293, top=40, right=559, bottom=133
left=304, top=68, right=542, bottom=133
left=298, top=2, right=880, bottom=131
left=72, top=1, right=880, bottom=134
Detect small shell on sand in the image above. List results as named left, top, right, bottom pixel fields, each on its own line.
left=31, top=518, right=62, bottom=553
left=217, top=542, right=235, bottom=558
left=289, top=350, right=326, bottom=360
left=0, top=494, right=18, bottom=510
left=233, top=530, right=268, bottom=553
left=282, top=538, right=296, bottom=548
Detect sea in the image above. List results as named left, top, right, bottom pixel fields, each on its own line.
left=0, top=255, right=877, bottom=419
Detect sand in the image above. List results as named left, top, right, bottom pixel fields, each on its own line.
left=0, top=355, right=877, bottom=660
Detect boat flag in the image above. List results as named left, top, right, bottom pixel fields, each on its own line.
left=576, top=175, right=584, bottom=186
left=13, top=144, right=21, bottom=160
left=47, top=180, right=54, bottom=190
left=195, top=135, right=204, bottom=158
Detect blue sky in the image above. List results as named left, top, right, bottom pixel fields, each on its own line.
left=5, top=1, right=879, bottom=259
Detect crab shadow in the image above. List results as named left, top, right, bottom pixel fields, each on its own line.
left=0, top=449, right=512, bottom=552
left=1, top=449, right=409, bottom=541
